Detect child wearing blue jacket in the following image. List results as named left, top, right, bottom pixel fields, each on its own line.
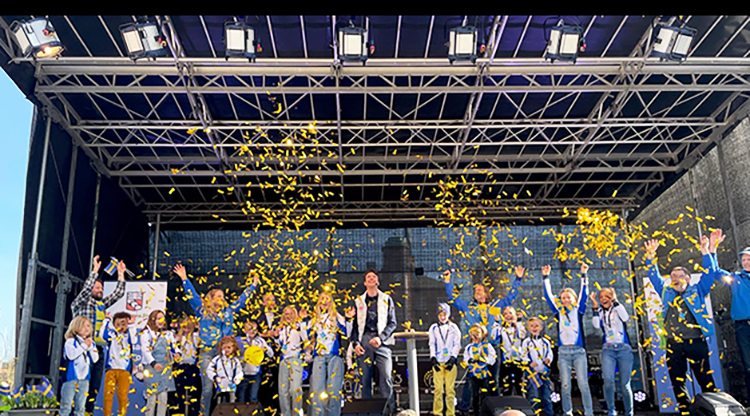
left=61, top=316, right=99, bottom=416
left=542, top=263, right=593, bottom=416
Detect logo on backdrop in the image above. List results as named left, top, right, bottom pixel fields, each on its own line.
left=126, top=291, right=143, bottom=312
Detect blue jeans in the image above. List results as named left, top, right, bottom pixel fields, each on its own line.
left=311, top=355, right=345, bottom=416
left=558, top=345, right=593, bottom=416
left=601, top=343, right=634, bottom=416
left=736, top=321, right=750, bottom=404
left=60, top=379, right=89, bottom=416
left=527, top=373, right=554, bottom=416
left=279, top=357, right=304, bottom=416
left=357, top=334, right=395, bottom=412
left=236, top=373, right=261, bottom=402
left=198, top=349, right=215, bottom=416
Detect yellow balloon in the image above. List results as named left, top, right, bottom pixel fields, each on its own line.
left=244, top=346, right=264, bottom=366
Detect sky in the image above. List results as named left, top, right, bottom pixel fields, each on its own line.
left=0, top=69, right=33, bottom=359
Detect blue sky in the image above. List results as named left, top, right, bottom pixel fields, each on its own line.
left=0, top=70, right=32, bottom=357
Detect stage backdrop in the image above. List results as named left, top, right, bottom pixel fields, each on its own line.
left=99, top=281, right=168, bottom=415
left=643, top=274, right=724, bottom=413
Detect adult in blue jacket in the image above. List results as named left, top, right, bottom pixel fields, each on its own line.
left=174, top=264, right=258, bottom=416
left=444, top=267, right=523, bottom=412
left=706, top=228, right=750, bottom=405
left=645, top=236, right=718, bottom=414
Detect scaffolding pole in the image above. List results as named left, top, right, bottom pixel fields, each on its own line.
left=89, top=173, right=101, bottom=272
left=15, top=114, right=52, bottom=389
left=49, top=144, right=78, bottom=388
left=151, top=213, right=161, bottom=280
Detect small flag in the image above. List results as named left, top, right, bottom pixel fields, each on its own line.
left=104, top=258, right=119, bottom=276
left=11, top=386, right=22, bottom=402
left=0, top=382, right=10, bottom=398
left=40, top=377, right=54, bottom=398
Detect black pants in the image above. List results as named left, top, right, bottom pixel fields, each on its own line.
left=258, top=361, right=279, bottom=414
left=470, top=377, right=489, bottom=416
left=734, top=320, right=750, bottom=405
left=499, top=361, right=524, bottom=396
left=171, top=363, right=201, bottom=416
left=86, top=345, right=104, bottom=413
left=666, top=337, right=717, bottom=414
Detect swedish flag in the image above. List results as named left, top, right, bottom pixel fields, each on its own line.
left=104, top=257, right=118, bottom=276
left=0, top=382, right=10, bottom=398
left=11, top=386, right=22, bottom=402
left=40, top=378, right=54, bottom=398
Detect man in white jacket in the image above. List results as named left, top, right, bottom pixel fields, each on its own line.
left=349, top=270, right=397, bottom=413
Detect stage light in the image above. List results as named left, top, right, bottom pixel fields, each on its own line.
left=225, top=21, right=259, bottom=61
left=545, top=20, right=585, bottom=63
left=338, top=26, right=371, bottom=64
left=634, top=390, right=647, bottom=403
left=651, top=23, right=696, bottom=62
left=120, top=21, right=167, bottom=60
left=448, top=26, right=478, bottom=63
left=10, top=18, right=64, bottom=59
left=551, top=392, right=561, bottom=403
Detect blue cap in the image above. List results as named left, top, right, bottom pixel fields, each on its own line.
left=740, top=248, right=750, bottom=260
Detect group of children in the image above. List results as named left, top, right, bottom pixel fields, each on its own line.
left=59, top=260, right=635, bottom=416
left=429, top=302, right=554, bottom=416
left=436, top=263, right=634, bottom=416
left=59, top=284, right=351, bottom=416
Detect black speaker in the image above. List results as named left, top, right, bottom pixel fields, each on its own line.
left=212, top=402, right=264, bottom=416
left=481, top=396, right=535, bottom=416
left=689, top=392, right=745, bottom=416
left=342, top=398, right=389, bottom=416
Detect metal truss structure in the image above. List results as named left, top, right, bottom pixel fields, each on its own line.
left=6, top=15, right=750, bottom=399
left=2, top=15, right=750, bottom=228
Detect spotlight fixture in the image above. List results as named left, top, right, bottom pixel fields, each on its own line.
left=225, top=21, right=260, bottom=61
left=338, top=25, right=373, bottom=64
left=651, top=22, right=696, bottom=62
left=10, top=18, right=64, bottom=59
left=545, top=19, right=585, bottom=63
left=120, top=21, right=168, bottom=60
left=448, top=26, right=479, bottom=63
left=634, top=390, right=647, bottom=403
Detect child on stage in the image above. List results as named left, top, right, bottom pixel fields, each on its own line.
left=429, top=303, right=461, bottom=416
left=99, top=312, right=134, bottom=416
left=520, top=317, right=554, bottom=416
left=60, top=316, right=99, bottom=416
left=463, top=323, right=497, bottom=416
left=207, top=336, right=244, bottom=404
left=236, top=320, right=274, bottom=403
left=141, top=310, right=182, bottom=416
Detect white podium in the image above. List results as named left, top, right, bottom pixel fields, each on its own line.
left=393, top=331, right=430, bottom=413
